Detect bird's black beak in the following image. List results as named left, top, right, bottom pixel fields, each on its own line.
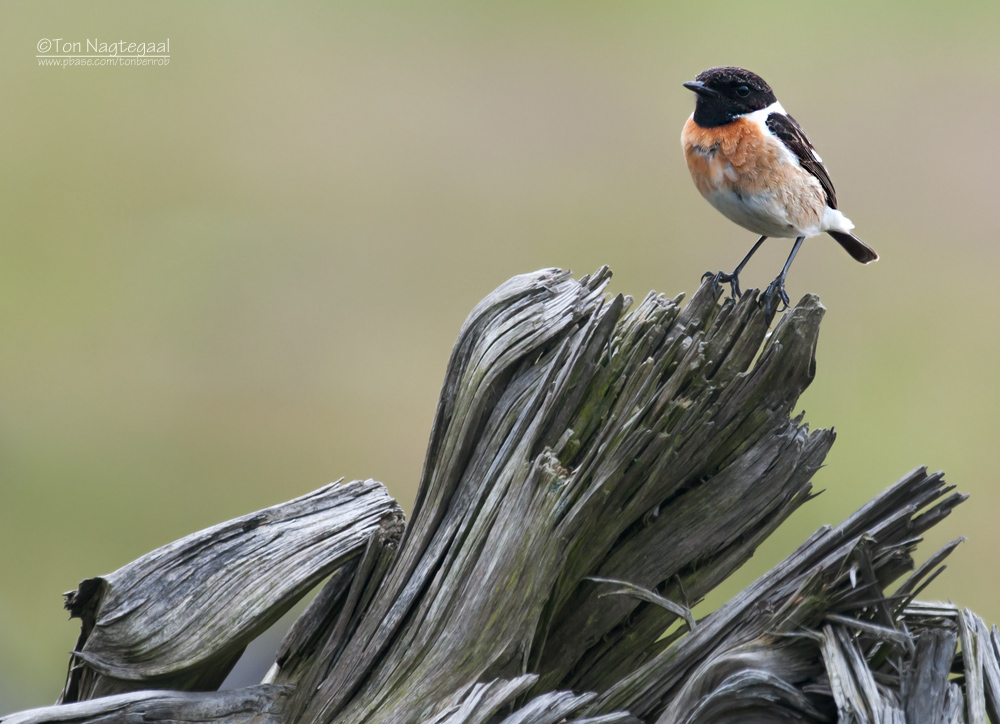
left=683, top=80, right=720, bottom=98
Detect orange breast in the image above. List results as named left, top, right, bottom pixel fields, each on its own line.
left=680, top=116, right=826, bottom=232
left=681, top=116, right=787, bottom=197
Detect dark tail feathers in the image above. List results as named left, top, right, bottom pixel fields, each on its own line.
left=829, top=231, right=879, bottom=264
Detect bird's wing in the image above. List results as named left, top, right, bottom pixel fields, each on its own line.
left=765, top=112, right=838, bottom=209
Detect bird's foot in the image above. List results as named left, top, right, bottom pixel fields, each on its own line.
left=761, top=275, right=791, bottom=323
left=701, top=270, right=743, bottom=299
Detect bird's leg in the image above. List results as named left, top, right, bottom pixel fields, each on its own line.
left=703, top=235, right=767, bottom=299
left=762, top=236, right=805, bottom=322
left=728, top=235, right=767, bottom=298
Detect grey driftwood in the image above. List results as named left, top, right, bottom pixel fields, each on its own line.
left=3, top=267, right=996, bottom=724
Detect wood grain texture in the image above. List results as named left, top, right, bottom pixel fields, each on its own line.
left=587, top=468, right=971, bottom=723
left=282, top=269, right=836, bottom=724
left=58, top=479, right=403, bottom=702
left=5, top=268, right=996, bottom=724
left=3, top=686, right=290, bottom=724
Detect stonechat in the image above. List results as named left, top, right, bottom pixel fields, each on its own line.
left=681, top=66, right=877, bottom=318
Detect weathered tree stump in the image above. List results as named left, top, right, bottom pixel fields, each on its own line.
left=3, top=268, right=995, bottom=724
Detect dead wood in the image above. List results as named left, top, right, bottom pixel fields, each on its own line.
left=3, top=268, right=993, bottom=724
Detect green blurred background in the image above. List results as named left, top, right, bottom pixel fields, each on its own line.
left=2, top=0, right=999, bottom=710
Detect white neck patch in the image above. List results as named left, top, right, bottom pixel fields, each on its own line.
left=739, top=100, right=786, bottom=129
left=739, top=101, right=824, bottom=163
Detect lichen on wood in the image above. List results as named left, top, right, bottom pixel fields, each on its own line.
left=3, top=267, right=994, bottom=724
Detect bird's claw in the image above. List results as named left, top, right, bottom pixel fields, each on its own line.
left=701, top=270, right=724, bottom=296
left=762, top=276, right=791, bottom=322
left=702, top=270, right=743, bottom=300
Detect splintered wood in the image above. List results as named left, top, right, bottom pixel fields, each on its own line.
left=3, top=269, right=990, bottom=724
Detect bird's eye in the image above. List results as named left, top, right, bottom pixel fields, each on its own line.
left=736, top=85, right=751, bottom=98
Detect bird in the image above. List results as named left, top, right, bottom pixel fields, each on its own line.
left=680, top=66, right=878, bottom=318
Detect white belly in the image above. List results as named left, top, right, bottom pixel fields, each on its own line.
left=704, top=188, right=803, bottom=238
left=704, top=187, right=854, bottom=239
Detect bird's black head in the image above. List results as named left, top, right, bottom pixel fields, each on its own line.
left=684, top=67, right=777, bottom=128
